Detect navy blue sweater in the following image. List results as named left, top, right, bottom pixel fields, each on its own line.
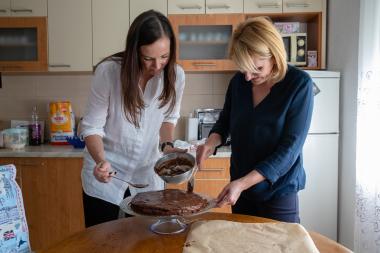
left=210, top=65, right=314, bottom=202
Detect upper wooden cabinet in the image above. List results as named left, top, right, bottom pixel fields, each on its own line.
left=48, top=0, right=92, bottom=71
left=92, top=0, right=129, bottom=66
left=168, top=0, right=243, bottom=14
left=130, top=0, right=167, bottom=24
left=0, top=17, right=48, bottom=72
left=244, top=0, right=326, bottom=69
left=244, top=0, right=323, bottom=13
left=0, top=0, right=47, bottom=17
left=169, top=14, right=244, bottom=72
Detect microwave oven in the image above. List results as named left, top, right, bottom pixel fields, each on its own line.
left=281, top=33, right=307, bottom=66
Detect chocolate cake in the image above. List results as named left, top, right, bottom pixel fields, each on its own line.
left=130, top=189, right=208, bottom=216
left=155, top=157, right=193, bottom=176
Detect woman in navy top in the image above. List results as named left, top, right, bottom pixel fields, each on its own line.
left=196, top=17, right=314, bottom=223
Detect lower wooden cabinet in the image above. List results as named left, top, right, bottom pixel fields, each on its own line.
left=0, top=155, right=231, bottom=250
left=0, top=157, right=85, bottom=251
left=167, top=157, right=232, bottom=213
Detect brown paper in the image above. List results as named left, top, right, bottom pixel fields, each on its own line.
left=183, top=220, right=319, bottom=253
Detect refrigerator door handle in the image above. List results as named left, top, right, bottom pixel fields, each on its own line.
left=313, top=82, right=321, bottom=96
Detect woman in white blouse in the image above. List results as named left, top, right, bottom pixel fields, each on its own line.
left=80, top=10, right=186, bottom=227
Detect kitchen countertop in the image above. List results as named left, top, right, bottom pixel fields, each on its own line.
left=0, top=144, right=231, bottom=158
left=0, top=144, right=84, bottom=158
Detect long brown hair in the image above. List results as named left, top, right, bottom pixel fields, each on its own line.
left=99, top=10, right=177, bottom=128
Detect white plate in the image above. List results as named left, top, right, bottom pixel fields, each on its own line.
left=120, top=193, right=217, bottom=219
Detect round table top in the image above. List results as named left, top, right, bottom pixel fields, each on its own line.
left=41, top=212, right=351, bottom=253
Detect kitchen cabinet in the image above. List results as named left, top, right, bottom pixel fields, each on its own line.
left=48, top=0, right=92, bottom=71
left=170, top=0, right=326, bottom=70
left=167, top=157, right=231, bottom=213
left=168, top=14, right=244, bottom=71
left=244, top=0, right=323, bottom=13
left=244, top=0, right=326, bottom=69
left=0, top=17, right=48, bottom=72
left=168, top=0, right=243, bottom=14
left=0, top=157, right=85, bottom=251
left=247, top=12, right=324, bottom=69
left=92, top=0, right=129, bottom=66
left=0, top=0, right=47, bottom=17
left=130, top=0, right=167, bottom=24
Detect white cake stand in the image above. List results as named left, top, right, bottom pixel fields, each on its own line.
left=119, top=195, right=216, bottom=235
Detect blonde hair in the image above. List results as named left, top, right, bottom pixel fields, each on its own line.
left=229, top=16, right=287, bottom=83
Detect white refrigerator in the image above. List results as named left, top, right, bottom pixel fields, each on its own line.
left=299, top=71, right=340, bottom=240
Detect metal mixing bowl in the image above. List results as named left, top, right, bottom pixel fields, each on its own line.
left=154, top=152, right=196, bottom=184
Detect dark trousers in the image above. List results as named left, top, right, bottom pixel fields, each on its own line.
left=82, top=189, right=132, bottom=228
left=232, top=192, right=300, bottom=223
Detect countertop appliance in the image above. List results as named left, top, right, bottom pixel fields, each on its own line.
left=282, top=32, right=307, bottom=66
left=299, top=70, right=340, bottom=240
left=194, top=108, right=222, bottom=141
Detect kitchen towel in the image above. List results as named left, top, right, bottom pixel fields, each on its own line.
left=183, top=220, right=319, bottom=253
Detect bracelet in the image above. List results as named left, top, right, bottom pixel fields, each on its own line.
left=160, top=141, right=174, bottom=152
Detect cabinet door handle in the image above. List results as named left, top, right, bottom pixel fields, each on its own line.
left=258, top=3, right=281, bottom=8
left=0, top=9, right=8, bottom=13
left=177, top=4, right=202, bottom=10
left=17, top=162, right=45, bottom=166
left=207, top=4, right=230, bottom=10
left=199, top=168, right=224, bottom=172
left=49, top=64, right=71, bottom=68
left=11, top=9, right=33, bottom=13
left=192, top=63, right=217, bottom=67
left=286, top=3, right=311, bottom=8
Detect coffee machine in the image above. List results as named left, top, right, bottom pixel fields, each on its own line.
left=193, top=108, right=231, bottom=145
left=194, top=109, right=222, bottom=140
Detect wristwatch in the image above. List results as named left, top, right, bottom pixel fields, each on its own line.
left=160, top=141, right=174, bottom=152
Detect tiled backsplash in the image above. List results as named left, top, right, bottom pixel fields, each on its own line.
left=0, top=72, right=233, bottom=140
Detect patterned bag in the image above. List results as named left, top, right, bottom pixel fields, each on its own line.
left=0, top=164, right=31, bottom=253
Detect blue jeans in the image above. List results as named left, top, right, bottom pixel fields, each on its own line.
left=232, top=192, right=300, bottom=223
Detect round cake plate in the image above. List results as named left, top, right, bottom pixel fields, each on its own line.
left=119, top=195, right=216, bottom=235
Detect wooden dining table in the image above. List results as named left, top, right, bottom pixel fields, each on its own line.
left=41, top=212, right=352, bottom=253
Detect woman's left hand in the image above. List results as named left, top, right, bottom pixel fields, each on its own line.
left=163, top=145, right=187, bottom=154
left=216, top=180, right=245, bottom=207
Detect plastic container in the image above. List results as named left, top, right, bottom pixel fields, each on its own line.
left=2, top=128, right=28, bottom=150
left=66, top=136, right=85, bottom=149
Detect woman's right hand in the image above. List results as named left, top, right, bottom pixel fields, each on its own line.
left=196, top=143, right=215, bottom=168
left=93, top=161, right=112, bottom=183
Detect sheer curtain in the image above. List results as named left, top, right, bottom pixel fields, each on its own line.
left=355, top=0, right=380, bottom=252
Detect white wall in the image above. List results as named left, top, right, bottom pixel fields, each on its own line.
left=327, top=0, right=360, bottom=250
left=0, top=73, right=232, bottom=140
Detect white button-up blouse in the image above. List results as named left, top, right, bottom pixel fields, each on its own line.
left=81, top=60, right=185, bottom=205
